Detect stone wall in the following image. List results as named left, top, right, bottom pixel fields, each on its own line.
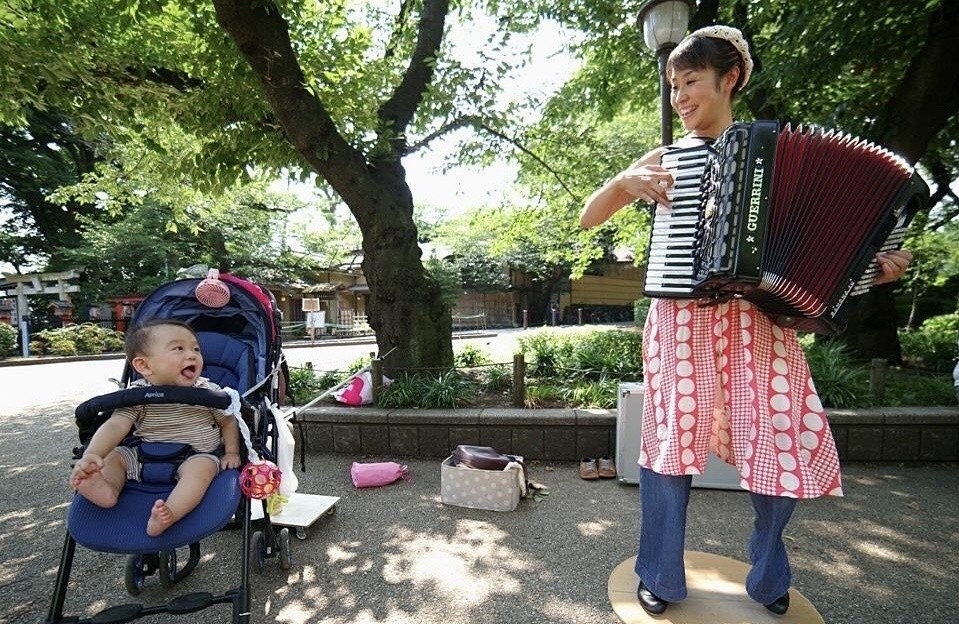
left=297, top=406, right=959, bottom=463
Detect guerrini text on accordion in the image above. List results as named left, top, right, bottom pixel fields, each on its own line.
left=643, top=120, right=929, bottom=334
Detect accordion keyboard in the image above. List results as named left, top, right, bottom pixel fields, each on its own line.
left=643, top=145, right=710, bottom=297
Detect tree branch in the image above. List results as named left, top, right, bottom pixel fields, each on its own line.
left=407, top=115, right=581, bottom=203
left=376, top=0, right=450, bottom=149
left=925, top=159, right=958, bottom=230
left=404, top=117, right=475, bottom=153
left=212, top=0, right=373, bottom=211
left=383, top=0, right=415, bottom=60
left=875, top=1, right=959, bottom=162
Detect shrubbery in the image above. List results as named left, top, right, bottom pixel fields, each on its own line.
left=0, top=323, right=17, bottom=357
left=518, top=327, right=643, bottom=381
left=898, top=313, right=959, bottom=372
left=284, top=322, right=955, bottom=409
left=29, top=323, right=125, bottom=357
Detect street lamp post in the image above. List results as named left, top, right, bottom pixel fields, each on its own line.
left=637, top=0, right=695, bottom=146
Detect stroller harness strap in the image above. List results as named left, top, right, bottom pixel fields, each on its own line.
left=135, top=441, right=197, bottom=484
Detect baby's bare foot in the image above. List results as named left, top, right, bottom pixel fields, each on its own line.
left=146, top=499, right=175, bottom=536
left=74, top=472, right=118, bottom=508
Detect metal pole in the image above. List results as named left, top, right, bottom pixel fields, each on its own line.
left=657, top=45, right=675, bottom=146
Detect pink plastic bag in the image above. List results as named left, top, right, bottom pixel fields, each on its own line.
left=334, top=371, right=392, bottom=406
left=350, top=461, right=409, bottom=488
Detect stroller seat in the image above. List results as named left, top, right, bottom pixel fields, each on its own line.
left=196, top=331, right=256, bottom=393
left=67, top=331, right=255, bottom=553
left=68, top=471, right=241, bottom=554
left=49, top=274, right=290, bottom=624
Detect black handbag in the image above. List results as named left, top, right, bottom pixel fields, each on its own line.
left=451, top=445, right=528, bottom=491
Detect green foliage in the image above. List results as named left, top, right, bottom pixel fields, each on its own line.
left=286, top=366, right=326, bottom=406
left=376, top=374, right=421, bottom=408
left=453, top=344, right=492, bottom=368
left=345, top=355, right=372, bottom=375
left=28, top=323, right=124, bottom=357
left=482, top=364, right=512, bottom=393
left=880, top=370, right=957, bottom=408
left=634, top=298, right=650, bottom=327
left=518, top=327, right=642, bottom=380
left=423, top=256, right=461, bottom=308
left=898, top=313, right=959, bottom=372
left=0, top=323, right=18, bottom=357
left=378, top=370, right=474, bottom=409
left=524, top=383, right=565, bottom=408
left=60, top=186, right=319, bottom=301
left=561, top=377, right=618, bottom=409
left=565, top=329, right=643, bottom=380
left=517, top=329, right=573, bottom=377
left=802, top=340, right=867, bottom=408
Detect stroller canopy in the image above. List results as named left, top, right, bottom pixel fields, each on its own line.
left=128, top=274, right=280, bottom=385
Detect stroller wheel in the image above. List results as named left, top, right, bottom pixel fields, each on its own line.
left=252, top=530, right=266, bottom=572
left=158, top=549, right=178, bottom=586
left=124, top=554, right=149, bottom=595
left=278, top=527, right=292, bottom=571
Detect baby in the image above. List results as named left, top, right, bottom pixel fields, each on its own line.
left=70, top=319, right=241, bottom=536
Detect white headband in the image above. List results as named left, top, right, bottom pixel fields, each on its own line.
left=684, top=25, right=753, bottom=89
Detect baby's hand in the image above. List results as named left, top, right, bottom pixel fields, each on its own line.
left=70, top=454, right=103, bottom=489
left=221, top=452, right=242, bottom=470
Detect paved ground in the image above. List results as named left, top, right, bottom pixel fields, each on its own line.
left=1, top=392, right=957, bottom=624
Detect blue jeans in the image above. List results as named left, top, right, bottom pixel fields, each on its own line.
left=635, top=467, right=796, bottom=604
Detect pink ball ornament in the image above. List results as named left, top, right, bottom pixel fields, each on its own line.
left=239, top=460, right=282, bottom=499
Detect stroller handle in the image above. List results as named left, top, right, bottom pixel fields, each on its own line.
left=75, top=386, right=232, bottom=422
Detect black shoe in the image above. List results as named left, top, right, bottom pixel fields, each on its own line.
left=764, top=591, right=790, bottom=615
left=637, top=580, right=669, bottom=615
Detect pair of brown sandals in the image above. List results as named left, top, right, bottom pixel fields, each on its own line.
left=579, top=457, right=616, bottom=480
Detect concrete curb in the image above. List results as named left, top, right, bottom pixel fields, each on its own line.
left=297, top=405, right=959, bottom=463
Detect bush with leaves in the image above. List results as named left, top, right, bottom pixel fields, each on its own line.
left=286, top=366, right=325, bottom=405
left=453, top=343, right=492, bottom=368
left=801, top=339, right=868, bottom=408
left=518, top=327, right=642, bottom=381
left=0, top=323, right=17, bottom=357
left=634, top=298, right=650, bottom=327
left=29, top=324, right=124, bottom=357
left=378, top=370, right=474, bottom=409
left=483, top=364, right=512, bottom=393
left=562, top=377, right=619, bottom=409
left=898, top=313, right=959, bottom=372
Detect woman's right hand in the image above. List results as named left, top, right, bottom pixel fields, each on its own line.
left=615, top=164, right=674, bottom=209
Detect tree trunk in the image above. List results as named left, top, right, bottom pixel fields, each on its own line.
left=836, top=2, right=959, bottom=359
left=357, top=164, right=453, bottom=375
left=213, top=0, right=454, bottom=375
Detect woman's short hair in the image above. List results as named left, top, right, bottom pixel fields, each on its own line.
left=667, top=34, right=748, bottom=96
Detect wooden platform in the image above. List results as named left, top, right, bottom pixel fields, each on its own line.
left=251, top=492, right=339, bottom=540
left=608, top=552, right=824, bottom=623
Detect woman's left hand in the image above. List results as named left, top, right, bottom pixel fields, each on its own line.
left=873, top=249, right=912, bottom=286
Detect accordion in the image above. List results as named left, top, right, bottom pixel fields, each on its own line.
left=643, top=120, right=929, bottom=334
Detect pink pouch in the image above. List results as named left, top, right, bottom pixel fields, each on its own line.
left=350, top=461, right=409, bottom=488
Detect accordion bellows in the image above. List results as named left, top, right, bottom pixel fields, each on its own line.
left=643, top=120, right=929, bottom=334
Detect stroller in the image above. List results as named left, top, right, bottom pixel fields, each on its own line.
left=47, top=272, right=294, bottom=624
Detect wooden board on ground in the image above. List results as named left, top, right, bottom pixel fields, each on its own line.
left=252, top=492, right=339, bottom=540
left=608, top=552, right=824, bottom=624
